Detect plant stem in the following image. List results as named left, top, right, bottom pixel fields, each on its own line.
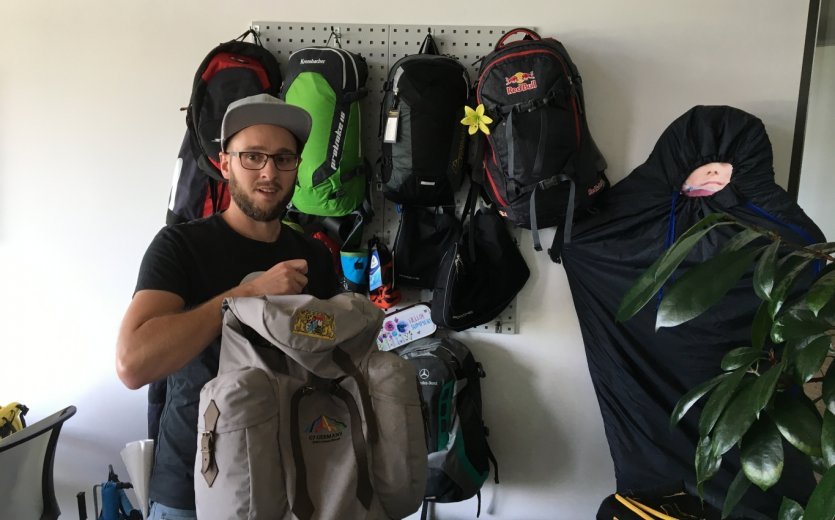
left=734, top=220, right=835, bottom=262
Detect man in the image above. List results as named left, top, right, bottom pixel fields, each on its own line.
left=116, top=94, right=339, bottom=520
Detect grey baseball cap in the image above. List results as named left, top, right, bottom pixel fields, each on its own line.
left=220, top=93, right=312, bottom=152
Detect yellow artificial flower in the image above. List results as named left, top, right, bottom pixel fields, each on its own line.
left=460, top=104, right=493, bottom=135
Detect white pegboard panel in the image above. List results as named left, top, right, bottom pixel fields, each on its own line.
left=251, top=21, right=524, bottom=334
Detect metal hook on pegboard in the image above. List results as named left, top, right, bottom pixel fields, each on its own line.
left=327, top=26, right=343, bottom=48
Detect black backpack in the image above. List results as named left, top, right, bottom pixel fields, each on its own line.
left=475, top=27, right=608, bottom=260
left=395, top=336, right=499, bottom=518
left=380, top=34, right=471, bottom=206
left=430, top=183, right=530, bottom=331
left=165, top=30, right=282, bottom=225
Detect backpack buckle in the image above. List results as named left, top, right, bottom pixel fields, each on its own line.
left=538, top=176, right=560, bottom=190
left=200, top=431, right=214, bottom=453
left=200, top=431, right=218, bottom=486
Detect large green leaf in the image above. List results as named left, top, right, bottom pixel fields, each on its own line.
left=722, top=228, right=763, bottom=253
left=617, top=213, right=733, bottom=322
left=768, top=256, right=816, bottom=319
left=825, top=364, right=835, bottom=416
left=657, top=246, right=763, bottom=329
left=751, top=301, right=772, bottom=350
left=700, top=368, right=748, bottom=437
left=769, top=392, right=823, bottom=457
left=740, top=416, right=784, bottom=490
left=817, top=291, right=835, bottom=323
left=793, top=335, right=832, bottom=384
left=695, top=434, right=721, bottom=495
left=777, top=497, right=804, bottom=520
left=721, top=347, right=766, bottom=371
left=771, top=309, right=832, bottom=344
left=823, top=410, right=835, bottom=469
left=753, top=239, right=781, bottom=301
left=804, top=465, right=835, bottom=520
left=722, top=469, right=752, bottom=519
left=671, top=372, right=730, bottom=427
left=805, top=269, right=835, bottom=316
left=797, top=242, right=835, bottom=256
left=712, top=363, right=783, bottom=457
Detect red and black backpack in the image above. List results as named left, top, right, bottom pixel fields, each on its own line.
left=475, top=27, right=608, bottom=261
left=156, top=30, right=283, bottom=440
left=166, top=29, right=282, bottom=225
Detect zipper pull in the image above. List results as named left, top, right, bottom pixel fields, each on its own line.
left=453, top=253, right=464, bottom=273
left=567, top=75, right=584, bottom=115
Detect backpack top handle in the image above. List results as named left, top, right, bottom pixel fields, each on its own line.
left=494, top=27, right=542, bottom=50
left=235, top=28, right=263, bottom=47
left=419, top=32, right=440, bottom=55
left=326, top=26, right=344, bottom=49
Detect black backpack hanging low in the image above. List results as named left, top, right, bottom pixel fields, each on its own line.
left=476, top=27, right=608, bottom=261
left=430, top=182, right=530, bottom=331
left=380, top=33, right=471, bottom=206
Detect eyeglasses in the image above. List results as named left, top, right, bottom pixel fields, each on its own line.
left=228, top=151, right=300, bottom=171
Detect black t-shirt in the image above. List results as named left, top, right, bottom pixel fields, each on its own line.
left=135, top=214, right=338, bottom=509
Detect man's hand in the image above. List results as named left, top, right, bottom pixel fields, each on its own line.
left=242, top=258, right=309, bottom=296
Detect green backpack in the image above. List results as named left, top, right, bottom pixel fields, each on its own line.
left=281, top=46, right=368, bottom=217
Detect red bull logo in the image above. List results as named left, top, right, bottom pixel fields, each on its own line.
left=505, top=71, right=537, bottom=95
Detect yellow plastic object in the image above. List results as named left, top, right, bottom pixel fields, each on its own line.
left=0, top=402, right=28, bottom=438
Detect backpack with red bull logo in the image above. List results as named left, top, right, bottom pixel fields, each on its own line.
left=475, top=28, right=608, bottom=262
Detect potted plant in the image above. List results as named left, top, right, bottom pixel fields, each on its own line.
left=617, top=212, right=834, bottom=520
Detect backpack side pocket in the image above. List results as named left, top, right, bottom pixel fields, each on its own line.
left=365, top=351, right=428, bottom=519
left=195, top=367, right=288, bottom=520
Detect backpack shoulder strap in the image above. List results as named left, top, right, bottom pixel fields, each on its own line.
left=289, top=373, right=374, bottom=520
left=332, top=347, right=378, bottom=443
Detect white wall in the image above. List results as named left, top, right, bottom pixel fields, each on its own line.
left=0, top=1, right=813, bottom=519
left=798, top=45, right=835, bottom=241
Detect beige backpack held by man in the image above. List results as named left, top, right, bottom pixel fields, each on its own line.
left=195, top=293, right=427, bottom=520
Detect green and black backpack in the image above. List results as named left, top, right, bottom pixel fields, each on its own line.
left=281, top=44, right=369, bottom=217
left=395, top=336, right=499, bottom=518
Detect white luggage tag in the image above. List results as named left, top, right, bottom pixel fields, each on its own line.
left=376, top=303, right=436, bottom=351
left=383, top=110, right=399, bottom=143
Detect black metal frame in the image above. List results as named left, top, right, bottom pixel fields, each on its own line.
left=789, top=0, right=823, bottom=200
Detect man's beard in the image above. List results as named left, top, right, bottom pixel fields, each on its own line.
left=228, top=173, right=293, bottom=222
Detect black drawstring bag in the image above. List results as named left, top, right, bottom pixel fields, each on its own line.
left=431, top=184, right=530, bottom=331
left=393, top=205, right=462, bottom=289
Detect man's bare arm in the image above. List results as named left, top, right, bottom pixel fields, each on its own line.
left=116, top=259, right=308, bottom=389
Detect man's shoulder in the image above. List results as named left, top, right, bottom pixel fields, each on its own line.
left=153, top=215, right=228, bottom=243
